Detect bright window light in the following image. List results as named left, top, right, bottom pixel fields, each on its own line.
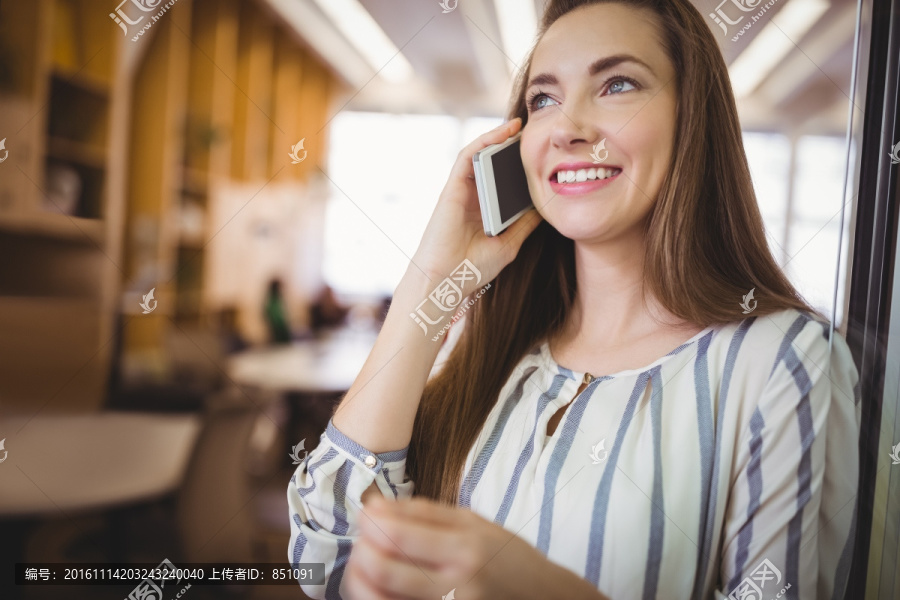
left=324, top=112, right=467, bottom=297
left=788, top=135, right=849, bottom=323
left=494, top=0, right=539, bottom=72
left=461, top=116, right=505, bottom=146
left=743, top=131, right=791, bottom=263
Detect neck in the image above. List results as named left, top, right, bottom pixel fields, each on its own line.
left=558, top=229, right=688, bottom=349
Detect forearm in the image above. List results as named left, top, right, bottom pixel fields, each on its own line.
left=331, top=263, right=444, bottom=454
left=540, top=562, right=610, bottom=600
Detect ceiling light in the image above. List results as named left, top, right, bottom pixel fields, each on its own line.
left=729, top=0, right=830, bottom=98
left=310, top=0, right=415, bottom=83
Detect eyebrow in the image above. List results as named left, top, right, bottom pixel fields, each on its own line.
left=526, top=54, right=655, bottom=89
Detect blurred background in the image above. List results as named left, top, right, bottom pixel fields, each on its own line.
left=0, top=0, right=897, bottom=598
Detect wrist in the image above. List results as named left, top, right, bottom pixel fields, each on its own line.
left=396, top=262, right=437, bottom=301
left=386, top=265, right=450, bottom=342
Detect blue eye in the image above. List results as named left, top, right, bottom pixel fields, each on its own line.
left=527, top=90, right=556, bottom=111
left=536, top=94, right=554, bottom=109
left=606, top=76, right=638, bottom=95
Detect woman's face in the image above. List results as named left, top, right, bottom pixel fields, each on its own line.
left=520, top=3, right=677, bottom=243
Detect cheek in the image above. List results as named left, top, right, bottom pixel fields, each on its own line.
left=624, top=104, right=676, bottom=165
left=520, top=138, right=546, bottom=195
left=520, top=136, right=539, bottom=177
left=624, top=127, right=674, bottom=210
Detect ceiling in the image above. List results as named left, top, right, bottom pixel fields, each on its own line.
left=262, top=0, right=861, bottom=135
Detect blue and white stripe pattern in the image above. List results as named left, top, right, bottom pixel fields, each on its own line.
left=287, top=307, right=861, bottom=599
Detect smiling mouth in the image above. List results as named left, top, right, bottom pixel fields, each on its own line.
left=552, top=167, right=622, bottom=183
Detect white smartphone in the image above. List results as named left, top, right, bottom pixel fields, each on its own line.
left=472, top=131, right=533, bottom=236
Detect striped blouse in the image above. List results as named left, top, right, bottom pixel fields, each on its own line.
left=287, top=307, right=861, bottom=599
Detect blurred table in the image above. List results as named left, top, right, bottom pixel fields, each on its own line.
left=227, top=328, right=378, bottom=394
left=0, top=412, right=202, bottom=517
left=227, top=328, right=379, bottom=455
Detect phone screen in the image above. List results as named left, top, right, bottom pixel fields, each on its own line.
left=491, top=139, right=532, bottom=222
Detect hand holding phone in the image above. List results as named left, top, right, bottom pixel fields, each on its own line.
left=472, top=132, right=534, bottom=236
left=409, top=119, right=541, bottom=301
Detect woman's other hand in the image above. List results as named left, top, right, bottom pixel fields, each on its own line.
left=343, top=495, right=608, bottom=600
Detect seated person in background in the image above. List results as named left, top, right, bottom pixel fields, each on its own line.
left=216, top=306, right=249, bottom=354
left=309, top=284, right=349, bottom=333
left=264, top=278, right=292, bottom=344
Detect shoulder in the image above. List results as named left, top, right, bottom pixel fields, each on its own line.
left=709, top=307, right=830, bottom=372
left=708, top=308, right=856, bottom=393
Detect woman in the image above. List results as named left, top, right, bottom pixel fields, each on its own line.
left=287, top=0, right=861, bottom=598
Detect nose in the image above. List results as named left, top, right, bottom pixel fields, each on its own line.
left=548, top=98, right=600, bottom=151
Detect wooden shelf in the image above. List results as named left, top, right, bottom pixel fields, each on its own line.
left=176, top=212, right=207, bottom=247
left=180, top=166, right=210, bottom=195
left=178, top=237, right=205, bottom=249
left=49, top=68, right=110, bottom=99
left=0, top=0, right=120, bottom=413
left=48, top=72, right=110, bottom=145
left=46, top=136, right=106, bottom=168
left=0, top=210, right=105, bottom=243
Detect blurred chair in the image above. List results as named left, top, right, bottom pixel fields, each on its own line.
left=176, top=388, right=273, bottom=563
left=164, top=324, right=227, bottom=393
left=107, top=320, right=230, bottom=413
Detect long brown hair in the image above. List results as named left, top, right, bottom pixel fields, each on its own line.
left=406, top=0, right=822, bottom=505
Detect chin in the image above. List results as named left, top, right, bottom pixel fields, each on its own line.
left=541, top=212, right=611, bottom=241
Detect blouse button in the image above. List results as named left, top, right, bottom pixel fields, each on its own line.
left=364, top=455, right=377, bottom=468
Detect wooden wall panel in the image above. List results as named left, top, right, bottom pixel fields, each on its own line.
left=230, top=2, right=273, bottom=181
left=122, top=6, right=191, bottom=357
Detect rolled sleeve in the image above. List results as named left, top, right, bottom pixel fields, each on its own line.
left=286, top=417, right=414, bottom=598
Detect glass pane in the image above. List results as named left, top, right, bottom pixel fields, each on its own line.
left=743, top=131, right=791, bottom=263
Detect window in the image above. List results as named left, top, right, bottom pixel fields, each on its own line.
left=743, top=132, right=851, bottom=324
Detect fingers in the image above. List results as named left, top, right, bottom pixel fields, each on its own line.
left=364, top=495, right=462, bottom=527
left=359, top=504, right=461, bottom=567
left=448, top=117, right=522, bottom=182
left=348, top=533, right=441, bottom=599
left=506, top=208, right=543, bottom=238
left=498, top=208, right=543, bottom=251
left=344, top=566, right=398, bottom=600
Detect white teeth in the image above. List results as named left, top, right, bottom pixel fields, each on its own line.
left=554, top=167, right=620, bottom=183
